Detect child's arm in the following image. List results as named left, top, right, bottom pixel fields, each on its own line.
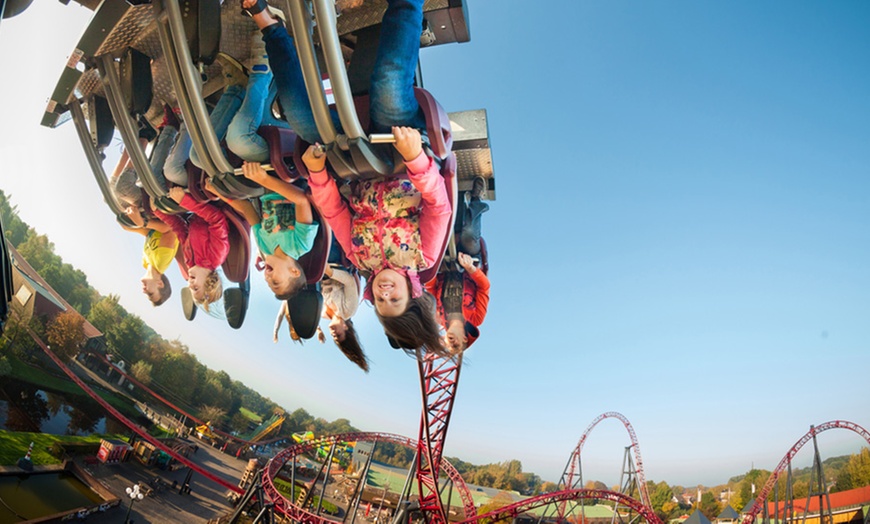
left=205, top=178, right=261, bottom=228
left=301, top=146, right=356, bottom=260
left=241, top=162, right=313, bottom=225
left=394, top=127, right=452, bottom=268
left=110, top=148, right=132, bottom=181
left=151, top=199, right=189, bottom=244
left=124, top=205, right=171, bottom=233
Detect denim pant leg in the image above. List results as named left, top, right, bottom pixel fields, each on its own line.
left=164, top=123, right=191, bottom=187
left=457, top=196, right=489, bottom=256
left=227, top=73, right=273, bottom=162
left=149, top=126, right=177, bottom=190
left=190, top=84, right=245, bottom=169
left=263, top=23, right=324, bottom=144
left=369, top=0, right=426, bottom=133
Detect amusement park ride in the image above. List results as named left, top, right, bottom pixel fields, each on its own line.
left=2, top=0, right=868, bottom=523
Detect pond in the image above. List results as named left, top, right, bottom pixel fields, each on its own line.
left=0, top=378, right=126, bottom=436
left=0, top=470, right=105, bottom=523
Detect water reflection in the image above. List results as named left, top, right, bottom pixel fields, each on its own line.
left=0, top=380, right=109, bottom=436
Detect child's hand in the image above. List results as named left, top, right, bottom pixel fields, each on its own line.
left=169, top=187, right=185, bottom=204
left=393, top=126, right=422, bottom=162
left=457, top=252, right=477, bottom=274
left=302, top=144, right=327, bottom=173
left=125, top=206, right=144, bottom=226
left=241, top=162, right=270, bottom=185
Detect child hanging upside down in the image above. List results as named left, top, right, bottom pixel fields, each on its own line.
left=425, top=179, right=491, bottom=354
left=152, top=187, right=229, bottom=312
left=425, top=252, right=490, bottom=355
left=207, top=163, right=318, bottom=299
left=121, top=206, right=179, bottom=306
left=321, top=261, right=368, bottom=372
left=243, top=0, right=452, bottom=357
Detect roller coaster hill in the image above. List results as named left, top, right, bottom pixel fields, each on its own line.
left=9, top=0, right=870, bottom=523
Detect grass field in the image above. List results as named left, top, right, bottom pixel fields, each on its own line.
left=0, top=430, right=121, bottom=466
left=239, top=407, right=263, bottom=424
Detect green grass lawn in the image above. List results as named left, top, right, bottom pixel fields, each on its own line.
left=0, top=430, right=122, bottom=466
left=239, top=407, right=263, bottom=424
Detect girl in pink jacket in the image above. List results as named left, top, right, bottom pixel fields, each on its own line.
left=305, top=127, right=451, bottom=357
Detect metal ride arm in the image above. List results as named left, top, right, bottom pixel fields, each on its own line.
left=96, top=55, right=181, bottom=214
left=154, top=0, right=227, bottom=176
left=68, top=99, right=136, bottom=228
left=282, top=0, right=337, bottom=145
left=153, top=0, right=263, bottom=199
left=284, top=0, right=396, bottom=180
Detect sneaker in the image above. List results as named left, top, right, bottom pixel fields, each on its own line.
left=215, top=52, right=248, bottom=88
left=137, top=115, right=158, bottom=142
left=471, top=176, right=487, bottom=200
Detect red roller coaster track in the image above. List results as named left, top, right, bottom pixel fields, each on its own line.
left=463, top=488, right=662, bottom=524
left=259, top=431, right=476, bottom=523
left=741, top=420, right=870, bottom=524
left=557, top=411, right=652, bottom=518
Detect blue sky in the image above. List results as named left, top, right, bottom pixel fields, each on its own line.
left=1, top=1, right=869, bottom=488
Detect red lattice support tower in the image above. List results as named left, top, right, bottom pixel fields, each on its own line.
left=260, top=432, right=476, bottom=523
left=741, top=420, right=870, bottom=524
left=556, top=412, right=652, bottom=521
left=415, top=351, right=463, bottom=524
left=461, top=488, right=662, bottom=524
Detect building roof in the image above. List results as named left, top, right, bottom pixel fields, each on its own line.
left=765, top=485, right=870, bottom=513
left=6, top=240, right=102, bottom=339
left=717, top=506, right=740, bottom=520
left=684, top=509, right=713, bottom=524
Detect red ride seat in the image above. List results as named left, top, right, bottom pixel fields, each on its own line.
left=220, top=205, right=251, bottom=284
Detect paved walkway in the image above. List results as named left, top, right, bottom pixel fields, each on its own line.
left=73, top=436, right=248, bottom=523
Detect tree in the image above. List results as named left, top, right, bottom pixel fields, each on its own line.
left=131, top=360, right=153, bottom=385
left=698, top=491, right=720, bottom=519
left=834, top=448, right=870, bottom=492
left=200, top=405, right=227, bottom=424
left=540, top=481, right=559, bottom=493
left=650, top=481, right=675, bottom=520
left=46, top=310, right=86, bottom=359
left=230, top=412, right=253, bottom=435
left=476, top=491, right=514, bottom=524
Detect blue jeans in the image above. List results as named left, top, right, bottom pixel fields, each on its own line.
left=456, top=195, right=488, bottom=256
left=226, top=72, right=290, bottom=162
left=190, top=84, right=245, bottom=169
left=166, top=85, right=246, bottom=184
left=149, top=125, right=177, bottom=187
left=263, top=0, right=426, bottom=143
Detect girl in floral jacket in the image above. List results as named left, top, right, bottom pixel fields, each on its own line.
left=306, top=127, right=451, bottom=357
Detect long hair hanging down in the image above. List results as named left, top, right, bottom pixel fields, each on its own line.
left=376, top=292, right=449, bottom=358
left=335, top=320, right=369, bottom=372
